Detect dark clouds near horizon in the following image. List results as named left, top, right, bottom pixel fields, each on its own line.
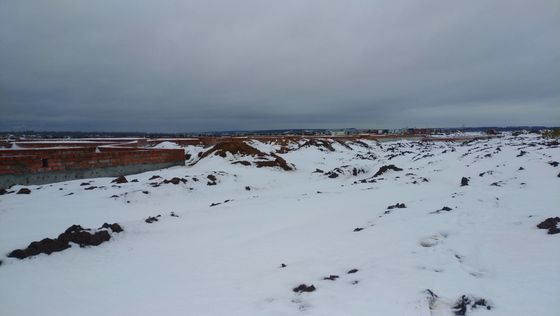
left=1, top=0, right=559, bottom=132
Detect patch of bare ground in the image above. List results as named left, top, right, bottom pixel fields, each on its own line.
left=199, top=140, right=295, bottom=171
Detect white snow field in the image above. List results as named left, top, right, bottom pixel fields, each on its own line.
left=0, top=134, right=559, bottom=316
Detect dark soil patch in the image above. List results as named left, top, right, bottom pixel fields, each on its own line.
left=8, top=238, right=70, bottom=259
left=254, top=154, right=294, bottom=171
left=353, top=227, right=364, bottom=232
left=293, top=284, right=316, bottom=293
left=549, top=161, right=559, bottom=167
left=100, top=223, right=124, bottom=233
left=432, top=206, right=452, bottom=214
left=347, top=268, right=359, bottom=274
left=452, top=295, right=470, bottom=315
left=111, top=176, right=128, bottom=184
left=210, top=199, right=231, bottom=207
left=452, top=295, right=492, bottom=315
left=280, top=263, right=287, bottom=268
left=149, top=175, right=161, bottom=180
left=145, top=215, right=161, bottom=223
left=387, top=203, right=406, bottom=210
left=245, top=186, right=251, bottom=191
left=8, top=223, right=122, bottom=259
left=298, top=139, right=335, bottom=152
left=327, top=172, right=339, bottom=178
left=163, top=177, right=187, bottom=185
left=373, top=165, right=403, bottom=177
left=313, top=168, right=324, bottom=173
left=0, top=188, right=7, bottom=195
left=201, top=140, right=264, bottom=159
left=170, top=212, right=179, bottom=217
left=84, top=186, right=97, bottom=190
left=80, top=182, right=90, bottom=186
left=17, top=188, right=31, bottom=194
left=472, top=299, right=491, bottom=310
left=207, top=174, right=218, bottom=185
left=199, top=140, right=294, bottom=171
left=323, top=275, right=339, bottom=281
left=536, top=217, right=560, bottom=234
left=232, top=160, right=251, bottom=166
left=461, top=177, right=470, bottom=186
left=478, top=171, right=494, bottom=177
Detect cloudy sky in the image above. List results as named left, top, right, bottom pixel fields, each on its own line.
left=1, top=0, right=559, bottom=132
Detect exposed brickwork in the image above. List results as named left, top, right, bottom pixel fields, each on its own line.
left=0, top=148, right=184, bottom=175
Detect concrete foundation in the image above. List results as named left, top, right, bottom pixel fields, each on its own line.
left=0, top=161, right=183, bottom=188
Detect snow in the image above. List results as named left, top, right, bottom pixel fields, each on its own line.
left=152, top=141, right=182, bottom=149
left=0, top=135, right=559, bottom=315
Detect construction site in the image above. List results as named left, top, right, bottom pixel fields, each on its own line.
left=0, top=133, right=492, bottom=188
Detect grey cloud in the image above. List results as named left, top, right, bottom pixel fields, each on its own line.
left=1, top=0, right=559, bottom=132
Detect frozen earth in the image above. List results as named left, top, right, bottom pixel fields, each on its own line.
left=0, top=134, right=559, bottom=315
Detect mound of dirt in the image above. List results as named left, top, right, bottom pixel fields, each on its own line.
left=298, top=139, right=335, bottom=152
left=452, top=295, right=492, bottom=315
left=17, top=188, right=31, bottom=194
left=273, top=138, right=299, bottom=154
left=111, top=176, right=128, bottom=184
left=373, top=165, right=403, bottom=177
left=201, top=140, right=265, bottom=159
left=0, top=188, right=8, bottom=195
left=537, top=217, right=560, bottom=234
left=325, top=165, right=366, bottom=178
left=387, top=203, right=406, bottom=210
left=8, top=223, right=123, bottom=259
left=100, top=223, right=124, bottom=233
left=163, top=177, right=187, bottom=185
left=293, top=284, right=316, bottom=293
left=254, top=154, right=294, bottom=171
left=461, top=177, right=470, bottom=186
left=232, top=160, right=252, bottom=166
left=199, top=140, right=294, bottom=171
left=207, top=174, right=218, bottom=185
left=145, top=215, right=162, bottom=223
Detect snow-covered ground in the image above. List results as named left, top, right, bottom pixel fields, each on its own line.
left=0, top=135, right=558, bottom=315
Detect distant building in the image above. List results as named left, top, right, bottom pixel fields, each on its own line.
left=329, top=129, right=346, bottom=136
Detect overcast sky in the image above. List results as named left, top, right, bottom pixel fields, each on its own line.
left=0, top=0, right=559, bottom=132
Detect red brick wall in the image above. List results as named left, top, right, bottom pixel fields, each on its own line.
left=14, top=142, right=117, bottom=148
left=0, top=148, right=184, bottom=175
left=0, top=147, right=96, bottom=157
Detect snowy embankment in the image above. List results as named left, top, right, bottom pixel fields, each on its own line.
left=0, top=135, right=558, bottom=315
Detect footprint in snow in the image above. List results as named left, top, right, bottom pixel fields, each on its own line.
left=419, top=234, right=446, bottom=247
left=452, top=253, right=485, bottom=278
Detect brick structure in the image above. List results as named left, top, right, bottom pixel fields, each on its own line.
left=0, top=143, right=185, bottom=188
